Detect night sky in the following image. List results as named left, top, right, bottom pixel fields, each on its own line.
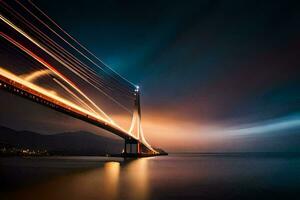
left=1, top=0, right=300, bottom=152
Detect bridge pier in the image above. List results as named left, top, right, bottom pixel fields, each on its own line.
left=124, top=138, right=140, bottom=157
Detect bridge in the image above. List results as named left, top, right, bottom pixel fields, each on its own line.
left=0, top=0, right=163, bottom=157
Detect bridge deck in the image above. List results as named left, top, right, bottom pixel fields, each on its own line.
left=0, top=73, right=137, bottom=141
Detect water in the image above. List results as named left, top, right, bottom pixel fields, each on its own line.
left=0, top=153, right=299, bottom=200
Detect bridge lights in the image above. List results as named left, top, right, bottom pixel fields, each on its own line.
left=135, top=85, right=139, bottom=92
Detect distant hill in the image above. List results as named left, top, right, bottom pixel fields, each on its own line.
left=0, top=126, right=123, bottom=155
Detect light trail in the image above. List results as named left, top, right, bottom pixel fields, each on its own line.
left=16, top=1, right=135, bottom=95
left=28, top=0, right=137, bottom=89
left=0, top=26, right=113, bottom=122
left=139, top=117, right=159, bottom=154
left=21, top=69, right=52, bottom=82
left=0, top=67, right=138, bottom=140
left=0, top=12, right=133, bottom=113
left=0, top=31, right=132, bottom=136
left=0, top=67, right=105, bottom=121
left=52, top=77, right=99, bottom=115
left=128, top=110, right=137, bottom=134
left=3, top=1, right=135, bottom=100
left=20, top=69, right=99, bottom=114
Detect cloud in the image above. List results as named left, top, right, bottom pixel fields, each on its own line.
left=224, top=114, right=300, bottom=136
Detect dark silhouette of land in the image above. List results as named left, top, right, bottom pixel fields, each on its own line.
left=0, top=126, right=123, bottom=156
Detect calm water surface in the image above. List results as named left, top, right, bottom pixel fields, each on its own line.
left=0, top=153, right=299, bottom=200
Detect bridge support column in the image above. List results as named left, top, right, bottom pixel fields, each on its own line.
left=124, top=139, right=141, bottom=157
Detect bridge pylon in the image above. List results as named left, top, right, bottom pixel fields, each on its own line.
left=124, top=86, right=144, bottom=156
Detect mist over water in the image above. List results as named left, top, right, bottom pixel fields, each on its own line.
left=1, top=153, right=299, bottom=200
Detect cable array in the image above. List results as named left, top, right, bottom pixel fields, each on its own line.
left=0, top=0, right=137, bottom=116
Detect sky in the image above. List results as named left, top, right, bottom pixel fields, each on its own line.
left=1, top=0, right=300, bottom=152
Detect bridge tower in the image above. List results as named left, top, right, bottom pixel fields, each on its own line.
left=124, top=86, right=143, bottom=156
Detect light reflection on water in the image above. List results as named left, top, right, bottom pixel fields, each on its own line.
left=123, top=158, right=149, bottom=200
left=103, top=162, right=120, bottom=200
left=1, top=154, right=300, bottom=200
left=1, top=157, right=151, bottom=200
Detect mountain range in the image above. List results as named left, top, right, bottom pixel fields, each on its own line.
left=0, top=126, right=123, bottom=155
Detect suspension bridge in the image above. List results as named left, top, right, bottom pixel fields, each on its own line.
left=0, top=0, right=164, bottom=157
